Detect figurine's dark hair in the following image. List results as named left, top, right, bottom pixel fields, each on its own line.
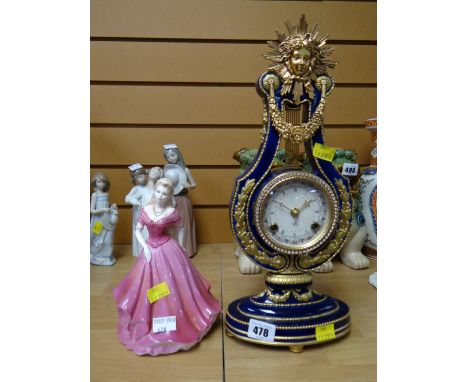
left=163, top=147, right=187, bottom=168
left=130, top=167, right=147, bottom=184
left=91, top=172, right=110, bottom=192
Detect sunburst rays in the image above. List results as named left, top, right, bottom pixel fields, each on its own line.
left=263, top=14, right=336, bottom=81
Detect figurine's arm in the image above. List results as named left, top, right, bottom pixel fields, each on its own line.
left=135, top=221, right=151, bottom=261
left=90, top=192, right=109, bottom=215
left=125, top=186, right=142, bottom=206
left=182, top=167, right=197, bottom=189
left=177, top=226, right=185, bottom=247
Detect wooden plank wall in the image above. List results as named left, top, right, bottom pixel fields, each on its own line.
left=90, top=0, right=377, bottom=245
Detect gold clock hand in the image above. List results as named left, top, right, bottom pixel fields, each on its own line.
left=272, top=199, right=292, bottom=211
left=299, top=199, right=314, bottom=212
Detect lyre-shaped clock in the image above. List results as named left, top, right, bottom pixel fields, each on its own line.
left=225, top=15, right=352, bottom=352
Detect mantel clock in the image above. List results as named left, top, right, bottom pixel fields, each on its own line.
left=225, top=15, right=353, bottom=352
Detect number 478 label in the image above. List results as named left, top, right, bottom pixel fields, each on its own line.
left=247, top=319, right=276, bottom=342
left=152, top=316, right=176, bottom=333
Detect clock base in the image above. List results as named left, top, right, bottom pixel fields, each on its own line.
left=225, top=273, right=350, bottom=350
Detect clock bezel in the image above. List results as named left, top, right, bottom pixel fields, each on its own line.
left=253, top=171, right=340, bottom=255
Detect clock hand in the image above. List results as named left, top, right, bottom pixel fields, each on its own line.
left=299, top=198, right=314, bottom=212
left=271, top=199, right=292, bottom=211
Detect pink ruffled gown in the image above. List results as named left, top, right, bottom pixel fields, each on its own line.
left=113, top=208, right=221, bottom=356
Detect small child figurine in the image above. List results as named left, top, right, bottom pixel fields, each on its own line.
left=125, top=163, right=147, bottom=257
left=113, top=178, right=221, bottom=356
left=90, top=172, right=119, bottom=265
left=140, top=166, right=163, bottom=207
left=162, top=144, right=197, bottom=257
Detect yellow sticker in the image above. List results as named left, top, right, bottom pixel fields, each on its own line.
left=316, top=323, right=336, bottom=342
left=92, top=221, right=103, bottom=235
left=147, top=281, right=171, bottom=304
left=313, top=143, right=336, bottom=162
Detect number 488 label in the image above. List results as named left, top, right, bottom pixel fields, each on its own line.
left=341, top=163, right=359, bottom=176
left=247, top=319, right=276, bottom=342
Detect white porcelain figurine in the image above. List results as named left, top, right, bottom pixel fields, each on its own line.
left=163, top=144, right=197, bottom=257
left=90, top=172, right=119, bottom=265
left=368, top=271, right=377, bottom=288
left=125, top=163, right=147, bottom=257
left=359, top=166, right=377, bottom=258
left=313, top=188, right=370, bottom=273
left=140, top=166, right=163, bottom=207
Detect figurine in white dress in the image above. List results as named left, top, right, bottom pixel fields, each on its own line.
left=140, top=166, right=163, bottom=206
left=163, top=144, right=197, bottom=257
left=125, top=163, right=147, bottom=257
left=90, top=172, right=119, bottom=265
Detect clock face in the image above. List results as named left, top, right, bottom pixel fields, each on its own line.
left=254, top=171, right=339, bottom=255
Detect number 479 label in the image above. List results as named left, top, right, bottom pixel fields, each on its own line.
left=247, top=319, right=276, bottom=342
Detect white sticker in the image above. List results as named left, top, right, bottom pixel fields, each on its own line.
left=152, top=316, right=177, bottom=333
left=247, top=319, right=276, bottom=342
left=341, top=163, right=359, bottom=176
left=128, top=163, right=143, bottom=171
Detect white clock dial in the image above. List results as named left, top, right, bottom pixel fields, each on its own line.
left=263, top=180, right=329, bottom=246
left=254, top=171, right=339, bottom=255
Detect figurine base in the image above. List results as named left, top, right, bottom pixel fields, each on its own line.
left=90, top=255, right=116, bottom=266
left=225, top=272, right=350, bottom=350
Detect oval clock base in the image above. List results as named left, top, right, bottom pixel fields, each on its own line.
left=225, top=283, right=350, bottom=351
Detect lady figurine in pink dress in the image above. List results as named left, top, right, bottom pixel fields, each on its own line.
left=163, top=144, right=197, bottom=257
left=113, top=178, right=221, bottom=356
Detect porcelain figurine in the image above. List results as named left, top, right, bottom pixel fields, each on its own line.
left=125, top=163, right=147, bottom=257
left=367, top=117, right=377, bottom=166
left=232, top=148, right=289, bottom=274
left=311, top=149, right=369, bottom=272
left=368, top=271, right=377, bottom=288
left=113, top=178, right=221, bottom=356
left=162, top=144, right=197, bottom=258
left=125, top=166, right=162, bottom=256
left=338, top=204, right=369, bottom=270
left=90, top=172, right=119, bottom=265
left=359, top=166, right=377, bottom=258
left=140, top=166, right=163, bottom=207
left=361, top=117, right=377, bottom=259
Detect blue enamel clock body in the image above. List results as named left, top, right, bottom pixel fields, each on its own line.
left=229, top=72, right=353, bottom=273
left=226, top=71, right=353, bottom=350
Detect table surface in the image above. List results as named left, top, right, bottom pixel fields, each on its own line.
left=91, top=243, right=376, bottom=382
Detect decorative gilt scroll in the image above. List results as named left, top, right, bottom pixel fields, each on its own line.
left=256, top=286, right=314, bottom=303
left=234, top=179, right=287, bottom=270
left=296, top=179, right=352, bottom=270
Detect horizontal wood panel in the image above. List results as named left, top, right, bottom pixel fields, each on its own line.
left=91, top=168, right=239, bottom=206
left=112, top=207, right=232, bottom=244
left=91, top=42, right=376, bottom=84
left=91, top=127, right=373, bottom=165
left=323, top=1, right=376, bottom=42
left=91, top=0, right=376, bottom=41
left=91, top=85, right=376, bottom=125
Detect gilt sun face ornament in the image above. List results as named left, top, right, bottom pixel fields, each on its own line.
left=263, top=14, right=336, bottom=99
